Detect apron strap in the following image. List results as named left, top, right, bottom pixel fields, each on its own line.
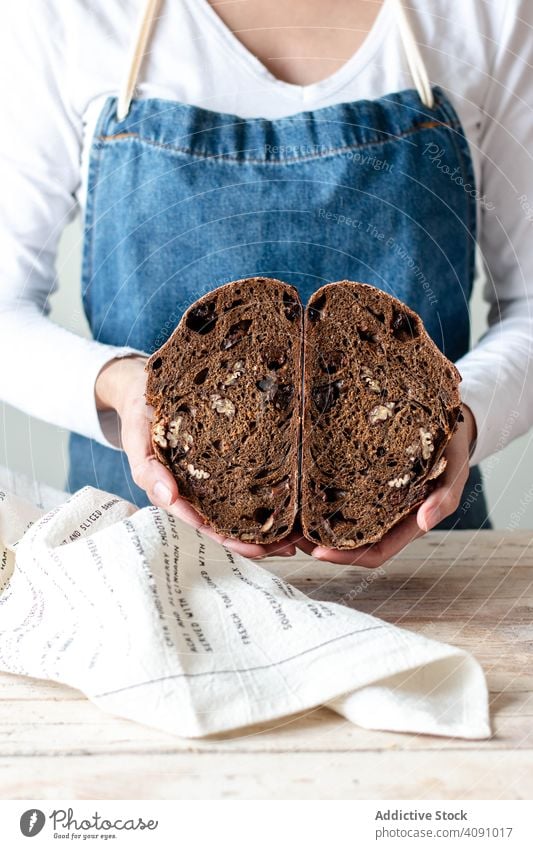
left=116, top=0, right=161, bottom=121
left=392, top=0, right=434, bottom=109
left=116, top=0, right=434, bottom=121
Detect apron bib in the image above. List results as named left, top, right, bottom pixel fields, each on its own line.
left=69, top=0, right=489, bottom=529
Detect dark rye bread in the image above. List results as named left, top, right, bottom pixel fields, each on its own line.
left=145, top=277, right=303, bottom=544
left=146, top=278, right=462, bottom=549
left=300, top=282, right=462, bottom=548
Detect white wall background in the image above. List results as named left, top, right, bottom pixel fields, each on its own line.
left=1, top=216, right=532, bottom=528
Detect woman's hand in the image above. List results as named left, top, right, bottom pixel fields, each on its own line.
left=95, top=356, right=296, bottom=559
left=295, top=405, right=477, bottom=567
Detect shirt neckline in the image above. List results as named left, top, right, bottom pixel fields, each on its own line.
left=192, top=0, right=395, bottom=103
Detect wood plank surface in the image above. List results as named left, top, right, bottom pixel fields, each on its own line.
left=1, top=752, right=532, bottom=800
left=0, top=530, right=531, bottom=799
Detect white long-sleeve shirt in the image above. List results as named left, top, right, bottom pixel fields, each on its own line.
left=1, top=0, right=532, bottom=465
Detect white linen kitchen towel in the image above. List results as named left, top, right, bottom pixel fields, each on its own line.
left=0, top=483, right=490, bottom=739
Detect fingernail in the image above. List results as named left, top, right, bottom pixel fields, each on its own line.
left=153, top=481, right=172, bottom=506
left=224, top=541, right=245, bottom=554
left=421, top=510, right=440, bottom=532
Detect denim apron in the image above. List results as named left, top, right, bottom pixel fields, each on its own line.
left=68, top=0, right=489, bottom=529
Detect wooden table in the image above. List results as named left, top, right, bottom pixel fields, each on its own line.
left=0, top=530, right=531, bottom=800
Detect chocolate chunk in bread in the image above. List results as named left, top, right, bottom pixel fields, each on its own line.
left=300, top=281, right=462, bottom=548
left=145, top=277, right=303, bottom=543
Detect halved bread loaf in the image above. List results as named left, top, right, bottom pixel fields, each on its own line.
left=145, top=279, right=462, bottom=549
left=145, top=277, right=303, bottom=544
left=300, top=282, right=462, bottom=548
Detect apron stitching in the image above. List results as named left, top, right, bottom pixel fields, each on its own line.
left=97, top=119, right=461, bottom=165
left=99, top=132, right=137, bottom=142
left=112, top=86, right=445, bottom=136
